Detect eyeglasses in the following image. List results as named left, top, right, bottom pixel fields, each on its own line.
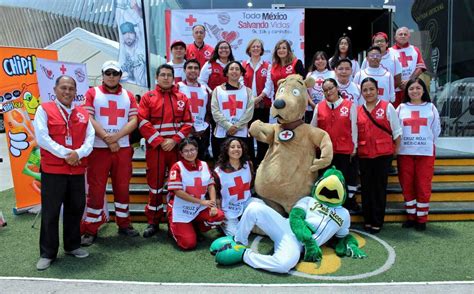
left=104, top=71, right=121, bottom=77
left=373, top=39, right=387, bottom=44
left=368, top=54, right=382, bottom=59
left=158, top=73, right=173, bottom=78
left=182, top=148, right=197, bottom=154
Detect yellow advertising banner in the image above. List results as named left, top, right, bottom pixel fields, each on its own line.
left=0, top=46, right=57, bottom=212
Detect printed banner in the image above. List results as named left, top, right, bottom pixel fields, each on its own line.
left=0, top=46, right=57, bottom=211
left=116, top=0, right=149, bottom=88
left=169, top=9, right=305, bottom=63
left=36, top=58, right=89, bottom=106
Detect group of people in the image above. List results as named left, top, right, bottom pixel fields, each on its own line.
left=33, top=24, right=440, bottom=272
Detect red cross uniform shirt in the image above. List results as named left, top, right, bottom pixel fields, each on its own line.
left=84, top=85, right=137, bottom=148
left=361, top=48, right=402, bottom=83
left=214, top=162, right=252, bottom=219
left=167, top=160, right=214, bottom=223
left=337, top=79, right=361, bottom=106
left=353, top=67, right=395, bottom=103
left=307, top=69, right=336, bottom=108
left=177, top=81, right=209, bottom=132
left=391, top=43, right=426, bottom=91
left=167, top=60, right=186, bottom=84
left=211, top=85, right=254, bottom=138
left=397, top=102, right=441, bottom=156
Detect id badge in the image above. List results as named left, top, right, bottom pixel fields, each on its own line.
left=65, top=135, right=73, bottom=146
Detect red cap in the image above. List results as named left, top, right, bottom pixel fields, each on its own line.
left=171, top=40, right=186, bottom=50
left=372, top=32, right=389, bottom=43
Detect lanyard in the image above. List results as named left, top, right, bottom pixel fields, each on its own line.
left=55, top=100, right=71, bottom=136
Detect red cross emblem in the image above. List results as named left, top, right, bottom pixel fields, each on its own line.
left=340, top=90, right=353, bottom=101
left=278, top=129, right=294, bottom=141
left=59, top=64, right=67, bottom=75
left=378, top=88, right=385, bottom=96
left=99, top=100, right=126, bottom=125
left=228, top=176, right=250, bottom=200
left=186, top=177, right=207, bottom=198
left=189, top=92, right=204, bottom=113
left=315, top=78, right=324, bottom=87
left=185, top=14, right=197, bottom=26
left=222, top=94, right=243, bottom=116
left=403, top=110, right=427, bottom=134
left=398, top=52, right=413, bottom=68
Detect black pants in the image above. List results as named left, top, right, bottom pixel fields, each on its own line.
left=249, top=108, right=270, bottom=166
left=319, top=153, right=358, bottom=201
left=359, top=155, right=392, bottom=228
left=40, top=172, right=85, bottom=259
left=191, top=127, right=210, bottom=161
left=211, top=135, right=254, bottom=163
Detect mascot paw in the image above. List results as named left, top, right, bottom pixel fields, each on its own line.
left=210, top=236, right=235, bottom=255
left=303, top=240, right=322, bottom=262
left=215, top=243, right=246, bottom=266
left=347, top=243, right=367, bottom=259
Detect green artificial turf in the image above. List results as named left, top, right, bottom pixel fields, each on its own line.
left=1, top=188, right=473, bottom=283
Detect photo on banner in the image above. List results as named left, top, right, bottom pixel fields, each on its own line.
left=0, top=46, right=57, bottom=212
left=36, top=58, right=89, bottom=106
left=168, top=9, right=305, bottom=63
left=116, top=0, right=149, bottom=88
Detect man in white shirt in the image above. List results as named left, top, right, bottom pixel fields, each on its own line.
left=168, top=40, right=187, bottom=84
left=33, top=75, right=95, bottom=270
left=334, top=58, right=360, bottom=105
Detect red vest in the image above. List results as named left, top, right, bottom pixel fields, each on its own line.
left=208, top=61, right=228, bottom=91
left=357, top=100, right=394, bottom=158
left=271, top=58, right=298, bottom=91
left=40, top=102, right=89, bottom=174
left=317, top=99, right=354, bottom=154
left=243, top=60, right=271, bottom=108
left=186, top=43, right=214, bottom=68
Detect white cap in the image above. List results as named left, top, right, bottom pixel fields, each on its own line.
left=102, top=60, right=122, bottom=72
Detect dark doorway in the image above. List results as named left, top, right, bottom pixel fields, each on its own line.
left=304, top=8, right=391, bottom=69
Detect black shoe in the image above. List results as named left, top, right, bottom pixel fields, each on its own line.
left=143, top=224, right=158, bottom=238
left=363, top=224, right=372, bottom=232
left=415, top=222, right=426, bottom=231
left=80, top=234, right=96, bottom=247
left=344, top=197, right=361, bottom=213
left=402, top=220, right=416, bottom=228
left=118, top=226, right=140, bottom=237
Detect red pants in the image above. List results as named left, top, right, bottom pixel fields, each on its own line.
left=81, top=147, right=132, bottom=235
left=397, top=154, right=435, bottom=223
left=145, top=146, right=180, bottom=224
left=168, top=199, right=225, bottom=250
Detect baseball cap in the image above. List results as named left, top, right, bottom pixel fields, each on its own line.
left=120, top=22, right=136, bottom=34
left=170, top=40, right=186, bottom=50
left=102, top=60, right=122, bottom=72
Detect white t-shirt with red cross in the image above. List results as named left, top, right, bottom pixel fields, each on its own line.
left=167, top=60, right=186, bottom=84
left=215, top=162, right=252, bottom=219
left=307, top=69, right=336, bottom=109
left=214, top=86, right=249, bottom=138
left=397, top=102, right=441, bottom=156
left=84, top=85, right=137, bottom=148
left=167, top=160, right=214, bottom=223
left=353, top=66, right=395, bottom=103
left=177, top=81, right=209, bottom=132
left=361, top=48, right=402, bottom=81
left=336, top=79, right=360, bottom=106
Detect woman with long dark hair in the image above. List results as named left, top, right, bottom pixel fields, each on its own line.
left=270, top=39, right=305, bottom=92
left=199, top=40, right=235, bottom=92
left=396, top=78, right=440, bottom=231
left=329, top=36, right=360, bottom=78
left=357, top=77, right=401, bottom=234
left=306, top=51, right=335, bottom=122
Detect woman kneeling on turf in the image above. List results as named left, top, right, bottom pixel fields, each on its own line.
left=167, top=138, right=225, bottom=250
left=214, top=137, right=262, bottom=236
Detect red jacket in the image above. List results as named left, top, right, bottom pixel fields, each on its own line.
left=40, top=102, right=89, bottom=174
left=357, top=100, right=394, bottom=158
left=270, top=58, right=298, bottom=91
left=138, top=85, right=193, bottom=148
left=186, top=43, right=214, bottom=68
left=243, top=60, right=271, bottom=108
left=317, top=99, right=354, bottom=154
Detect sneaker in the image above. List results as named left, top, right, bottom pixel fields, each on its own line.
left=143, top=224, right=158, bottom=238
left=215, top=243, right=246, bottom=266
left=118, top=226, right=140, bottom=237
left=36, top=257, right=53, bottom=271
left=415, top=222, right=427, bottom=231
left=65, top=248, right=89, bottom=258
left=80, top=234, right=96, bottom=246
left=402, top=220, right=416, bottom=228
